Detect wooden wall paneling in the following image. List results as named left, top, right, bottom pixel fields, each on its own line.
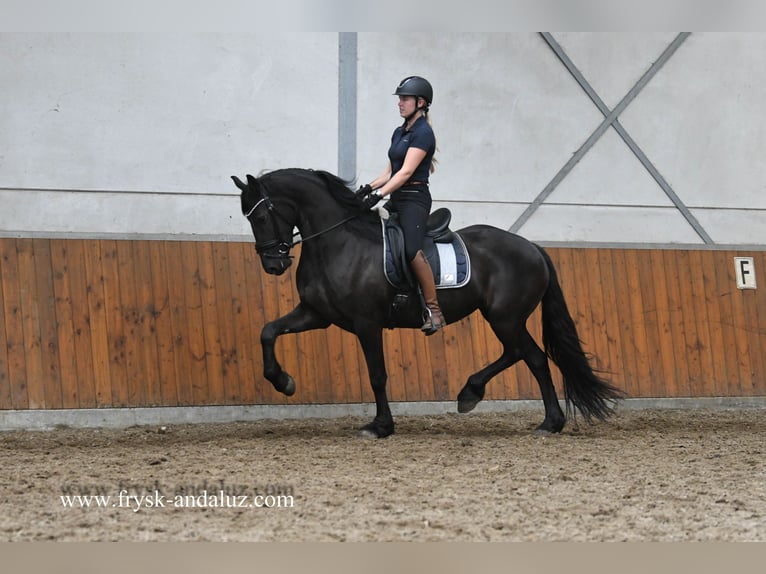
left=163, top=241, right=194, bottom=406
left=32, top=239, right=63, bottom=408
left=149, top=241, right=179, bottom=406
left=82, top=240, right=113, bottom=407
left=649, top=250, right=677, bottom=396
left=623, top=249, right=652, bottom=398
left=704, top=250, right=736, bottom=396
left=64, top=240, right=96, bottom=407
left=130, top=240, right=162, bottom=407
left=660, top=250, right=690, bottom=397
left=256, top=261, right=290, bottom=404
left=326, top=324, right=350, bottom=403
left=738, top=252, right=764, bottom=394
left=712, top=251, right=746, bottom=396
left=210, top=242, right=239, bottom=405
left=99, top=240, right=128, bottom=407
left=116, top=240, right=145, bottom=406
left=636, top=249, right=664, bottom=391
left=308, top=327, right=334, bottom=404
left=608, top=249, right=640, bottom=397
left=195, top=242, right=225, bottom=405
left=577, top=249, right=612, bottom=382
left=340, top=328, right=366, bottom=403
left=382, top=329, right=407, bottom=402
left=755, top=252, right=766, bottom=394
left=688, top=250, right=717, bottom=397
left=228, top=242, right=258, bottom=405
left=15, top=239, right=46, bottom=408
left=179, top=241, right=210, bottom=405
left=0, top=243, right=14, bottom=409
left=426, top=329, right=450, bottom=401
left=50, top=240, right=81, bottom=408
left=678, top=251, right=706, bottom=396
left=2, top=240, right=29, bottom=409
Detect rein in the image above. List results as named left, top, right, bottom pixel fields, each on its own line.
left=248, top=179, right=362, bottom=255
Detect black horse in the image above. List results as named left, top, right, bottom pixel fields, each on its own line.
left=232, top=168, right=623, bottom=438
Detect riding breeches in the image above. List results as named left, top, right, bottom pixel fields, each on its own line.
left=389, top=188, right=432, bottom=262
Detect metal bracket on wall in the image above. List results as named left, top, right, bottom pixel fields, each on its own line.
left=510, top=32, right=714, bottom=245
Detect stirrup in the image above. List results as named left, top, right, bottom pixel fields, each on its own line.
left=421, top=307, right=444, bottom=335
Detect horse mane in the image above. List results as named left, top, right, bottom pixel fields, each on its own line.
left=260, top=168, right=381, bottom=242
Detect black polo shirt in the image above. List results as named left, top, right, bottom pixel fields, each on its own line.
left=387, top=115, right=436, bottom=184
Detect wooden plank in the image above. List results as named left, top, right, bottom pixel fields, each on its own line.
left=65, top=240, right=96, bottom=407
left=228, top=242, right=258, bottom=404
left=1, top=240, right=28, bottom=408
left=15, top=239, right=46, bottom=408
left=33, top=239, right=63, bottom=409
left=98, top=240, right=128, bottom=407
left=738, top=252, right=765, bottom=395
left=578, top=248, right=612, bottom=380
left=755, top=252, right=766, bottom=395
left=150, top=241, right=179, bottom=406
left=383, top=329, right=407, bottom=402
left=49, top=241, right=80, bottom=408
left=702, top=251, right=734, bottom=396
left=605, top=249, right=639, bottom=397
left=715, top=250, right=746, bottom=396
left=181, top=241, right=210, bottom=405
left=0, top=241, right=15, bottom=409
left=623, top=249, right=652, bottom=397
left=648, top=250, right=676, bottom=396
left=132, top=241, right=161, bottom=406
left=211, top=243, right=239, bottom=404
left=195, top=245, right=226, bottom=405
left=597, top=249, right=626, bottom=397
left=662, top=250, right=693, bottom=397
left=163, top=241, right=195, bottom=406
left=688, top=250, right=717, bottom=397
left=116, top=240, right=145, bottom=406
left=242, top=244, right=276, bottom=404
left=675, top=250, right=702, bottom=396
left=82, top=240, right=113, bottom=407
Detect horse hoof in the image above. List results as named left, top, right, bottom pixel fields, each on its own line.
left=457, top=399, right=480, bottom=414
left=282, top=376, right=296, bottom=396
left=274, top=373, right=296, bottom=396
left=359, top=421, right=394, bottom=439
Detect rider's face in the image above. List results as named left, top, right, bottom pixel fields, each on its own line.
left=398, top=95, right=418, bottom=117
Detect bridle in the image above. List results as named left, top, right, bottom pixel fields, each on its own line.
left=244, top=179, right=361, bottom=263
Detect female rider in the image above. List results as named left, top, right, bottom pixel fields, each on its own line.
left=358, top=76, right=444, bottom=335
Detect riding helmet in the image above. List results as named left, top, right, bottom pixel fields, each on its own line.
left=394, top=76, right=433, bottom=106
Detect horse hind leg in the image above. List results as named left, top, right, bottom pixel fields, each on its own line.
left=522, top=332, right=566, bottom=434
left=457, top=327, right=565, bottom=434
left=457, top=322, right=527, bottom=413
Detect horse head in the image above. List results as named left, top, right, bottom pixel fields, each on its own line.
left=232, top=173, right=296, bottom=275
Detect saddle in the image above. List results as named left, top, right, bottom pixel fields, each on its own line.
left=381, top=207, right=470, bottom=292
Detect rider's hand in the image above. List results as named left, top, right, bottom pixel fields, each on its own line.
left=355, top=184, right=372, bottom=198
left=360, top=190, right=382, bottom=210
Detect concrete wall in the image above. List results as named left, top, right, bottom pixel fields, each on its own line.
left=1, top=32, right=765, bottom=245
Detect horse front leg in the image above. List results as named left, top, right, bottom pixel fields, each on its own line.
left=261, top=303, right=329, bottom=396
left=355, top=322, right=393, bottom=439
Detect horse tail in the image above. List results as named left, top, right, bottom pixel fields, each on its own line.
left=535, top=245, right=625, bottom=421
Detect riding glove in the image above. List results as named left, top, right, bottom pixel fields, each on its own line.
left=355, top=184, right=372, bottom=198
left=361, top=190, right=382, bottom=210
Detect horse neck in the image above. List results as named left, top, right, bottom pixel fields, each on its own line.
left=278, top=177, right=356, bottom=246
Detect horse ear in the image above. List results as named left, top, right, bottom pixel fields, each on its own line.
left=231, top=175, right=247, bottom=191
left=246, top=174, right=257, bottom=187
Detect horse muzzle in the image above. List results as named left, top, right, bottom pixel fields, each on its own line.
left=255, top=240, right=293, bottom=275
left=260, top=253, right=293, bottom=275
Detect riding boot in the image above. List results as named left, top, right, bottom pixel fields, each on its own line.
left=410, top=250, right=445, bottom=335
